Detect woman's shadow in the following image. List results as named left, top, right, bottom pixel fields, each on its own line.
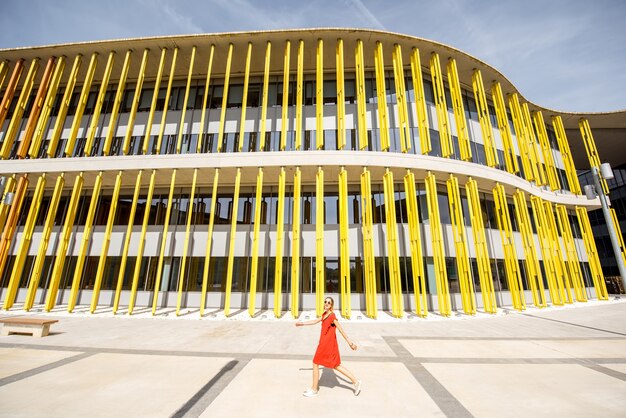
left=318, top=367, right=353, bottom=392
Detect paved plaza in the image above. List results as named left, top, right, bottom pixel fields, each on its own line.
left=1, top=299, right=626, bottom=417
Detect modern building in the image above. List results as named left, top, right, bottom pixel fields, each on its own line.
left=0, top=29, right=623, bottom=319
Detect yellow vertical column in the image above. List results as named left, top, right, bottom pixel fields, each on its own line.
left=383, top=169, right=403, bottom=317
left=552, top=116, right=581, bottom=194
left=295, top=40, right=304, bottom=150
left=143, top=48, right=167, bottom=154
left=128, top=170, right=157, bottom=314
left=429, top=53, right=452, bottom=157
left=374, top=42, right=390, bottom=151
left=176, top=168, right=198, bottom=315
left=0, top=58, right=39, bottom=159
left=112, top=170, right=143, bottom=313
left=249, top=168, right=264, bottom=316
left=425, top=172, right=451, bottom=315
left=18, top=56, right=56, bottom=158
left=555, top=205, right=587, bottom=302
left=543, top=200, right=572, bottom=303
left=316, top=39, right=324, bottom=150
left=336, top=39, right=346, bottom=150
left=65, top=54, right=98, bottom=156
left=530, top=196, right=565, bottom=306
left=0, top=61, right=7, bottom=88
left=491, top=82, right=518, bottom=174
left=0, top=175, right=29, bottom=276
left=84, top=51, right=116, bottom=156
left=579, top=118, right=608, bottom=194
left=45, top=173, right=84, bottom=311
left=11, top=48, right=49, bottom=153
left=355, top=40, right=368, bottom=150
left=576, top=207, right=608, bottom=300
left=217, top=44, right=233, bottom=152
left=238, top=43, right=252, bottom=152
left=175, top=46, right=196, bottom=153
left=123, top=48, right=150, bottom=155
left=338, top=167, right=351, bottom=317
left=291, top=167, right=302, bottom=317
left=336, top=39, right=346, bottom=149
left=200, top=169, right=219, bottom=315
left=512, top=190, right=547, bottom=308
left=508, top=94, right=538, bottom=184
left=197, top=45, right=215, bottom=153
left=152, top=170, right=177, bottom=314
left=403, top=170, right=427, bottom=317
left=224, top=168, right=241, bottom=316
left=465, top=179, right=497, bottom=313
left=507, top=93, right=532, bottom=180
left=89, top=171, right=122, bottom=313
left=315, top=167, right=325, bottom=316
left=360, top=168, right=377, bottom=318
left=259, top=42, right=271, bottom=151
left=24, top=174, right=65, bottom=311
left=446, top=174, right=476, bottom=314
left=410, top=48, right=431, bottom=154
left=48, top=54, right=82, bottom=157
left=446, top=58, right=471, bottom=161
left=280, top=41, right=290, bottom=151
left=392, top=44, right=410, bottom=153
left=533, top=111, right=560, bottom=190
left=521, top=103, right=547, bottom=185
left=0, top=177, right=16, bottom=231
left=156, top=47, right=178, bottom=154
left=3, top=174, right=46, bottom=310
left=493, top=183, right=526, bottom=310
left=472, top=70, right=498, bottom=167
left=29, top=56, right=66, bottom=158
left=274, top=167, right=286, bottom=316
left=103, top=50, right=132, bottom=156
left=68, top=172, right=103, bottom=312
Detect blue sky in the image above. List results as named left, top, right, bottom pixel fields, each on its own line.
left=1, top=0, right=624, bottom=113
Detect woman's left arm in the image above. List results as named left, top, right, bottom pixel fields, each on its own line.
left=333, top=319, right=357, bottom=350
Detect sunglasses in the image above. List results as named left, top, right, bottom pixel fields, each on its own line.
left=324, top=301, right=332, bottom=305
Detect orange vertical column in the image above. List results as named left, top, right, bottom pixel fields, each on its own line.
left=0, top=59, right=25, bottom=133
left=17, top=57, right=57, bottom=158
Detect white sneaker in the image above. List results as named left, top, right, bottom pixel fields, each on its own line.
left=353, top=380, right=362, bottom=396
left=303, top=389, right=318, bottom=397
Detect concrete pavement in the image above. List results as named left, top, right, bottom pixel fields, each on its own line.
left=1, top=299, right=626, bottom=417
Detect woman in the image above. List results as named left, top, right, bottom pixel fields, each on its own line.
left=295, top=297, right=362, bottom=397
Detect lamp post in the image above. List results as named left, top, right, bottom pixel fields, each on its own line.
left=584, top=163, right=626, bottom=292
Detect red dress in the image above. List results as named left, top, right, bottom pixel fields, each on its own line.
left=313, top=312, right=340, bottom=368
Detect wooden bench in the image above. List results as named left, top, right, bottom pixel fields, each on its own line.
left=0, top=317, right=59, bottom=337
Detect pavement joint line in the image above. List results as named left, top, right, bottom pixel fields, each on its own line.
left=383, top=336, right=474, bottom=417
left=520, top=313, right=626, bottom=337
left=382, top=336, right=413, bottom=358
left=412, top=357, right=626, bottom=364
left=578, top=362, right=626, bottom=382
left=2, top=342, right=625, bottom=364
left=0, top=351, right=95, bottom=387
left=0, top=342, right=397, bottom=362
left=395, top=336, right=626, bottom=340
left=171, top=359, right=250, bottom=418
left=404, top=361, right=474, bottom=417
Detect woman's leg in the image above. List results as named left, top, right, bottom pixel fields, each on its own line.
left=312, top=363, right=320, bottom=391
left=334, top=364, right=357, bottom=384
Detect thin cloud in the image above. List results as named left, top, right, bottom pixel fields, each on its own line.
left=342, top=0, right=386, bottom=30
